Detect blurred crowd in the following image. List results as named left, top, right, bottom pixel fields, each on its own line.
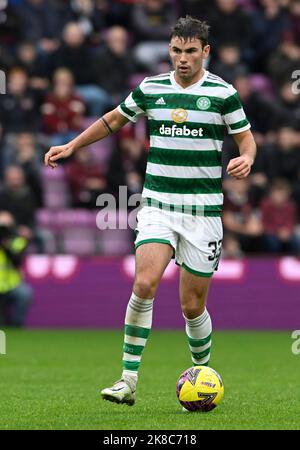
left=0, top=0, right=300, bottom=258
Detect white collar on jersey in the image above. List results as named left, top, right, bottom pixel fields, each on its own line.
left=170, top=69, right=209, bottom=91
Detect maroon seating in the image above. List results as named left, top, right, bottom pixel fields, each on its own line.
left=36, top=208, right=133, bottom=255
left=42, top=166, right=70, bottom=209
left=250, top=74, right=274, bottom=97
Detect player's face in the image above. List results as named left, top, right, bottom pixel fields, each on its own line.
left=169, top=37, right=210, bottom=85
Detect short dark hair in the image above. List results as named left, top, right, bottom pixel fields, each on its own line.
left=170, top=16, right=210, bottom=47
left=270, top=178, right=291, bottom=194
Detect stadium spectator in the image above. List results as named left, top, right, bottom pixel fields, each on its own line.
left=288, top=0, right=300, bottom=43
left=232, top=74, right=277, bottom=140
left=262, top=126, right=300, bottom=181
left=131, top=0, right=177, bottom=72
left=16, top=0, right=60, bottom=68
left=0, top=44, right=14, bottom=75
left=41, top=68, right=86, bottom=146
left=292, top=166, right=300, bottom=222
left=207, top=0, right=254, bottom=63
left=180, top=0, right=212, bottom=18
left=0, top=135, right=4, bottom=178
left=0, top=1, right=22, bottom=72
left=221, top=232, right=244, bottom=258
left=246, top=172, right=269, bottom=208
left=53, top=21, right=94, bottom=85
left=267, top=31, right=300, bottom=90
left=93, top=26, right=137, bottom=104
left=223, top=178, right=264, bottom=253
left=66, top=147, right=107, bottom=208
left=0, top=166, right=44, bottom=252
left=251, top=0, right=289, bottom=71
left=53, top=22, right=112, bottom=116
left=93, top=0, right=134, bottom=30
left=261, top=178, right=299, bottom=254
left=107, top=135, right=148, bottom=203
left=17, top=0, right=60, bottom=45
left=0, top=0, right=22, bottom=47
left=272, top=80, right=300, bottom=129
left=0, top=67, right=41, bottom=134
left=210, top=42, right=248, bottom=84
left=57, top=0, right=106, bottom=43
left=2, top=133, right=43, bottom=207
left=0, top=211, right=32, bottom=327
left=15, top=41, right=50, bottom=91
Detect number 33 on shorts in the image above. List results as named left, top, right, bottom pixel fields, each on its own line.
left=208, top=240, right=222, bottom=270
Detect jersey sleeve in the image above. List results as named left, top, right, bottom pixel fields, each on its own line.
left=117, top=84, right=147, bottom=123
left=222, top=85, right=251, bottom=134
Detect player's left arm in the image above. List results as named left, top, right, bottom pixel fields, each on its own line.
left=227, top=130, right=256, bottom=179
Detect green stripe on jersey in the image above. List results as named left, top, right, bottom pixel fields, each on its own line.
left=132, top=86, right=146, bottom=111
left=222, top=92, right=243, bottom=115
left=145, top=93, right=223, bottom=113
left=148, top=147, right=221, bottom=167
left=125, top=324, right=151, bottom=339
left=144, top=173, right=222, bottom=194
left=120, top=103, right=136, bottom=118
left=149, top=120, right=225, bottom=141
left=144, top=79, right=171, bottom=85
left=229, top=118, right=250, bottom=130
left=202, top=81, right=228, bottom=88
left=142, top=198, right=222, bottom=216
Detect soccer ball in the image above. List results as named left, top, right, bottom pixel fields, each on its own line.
left=176, top=365, right=224, bottom=412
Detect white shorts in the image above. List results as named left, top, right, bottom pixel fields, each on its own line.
left=135, top=206, right=223, bottom=277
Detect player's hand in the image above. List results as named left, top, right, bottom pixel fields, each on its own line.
left=44, top=144, right=74, bottom=168
left=226, top=155, right=253, bottom=179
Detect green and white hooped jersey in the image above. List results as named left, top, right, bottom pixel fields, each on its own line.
left=118, top=70, right=251, bottom=217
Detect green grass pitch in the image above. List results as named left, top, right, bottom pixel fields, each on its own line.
left=0, top=329, right=299, bottom=430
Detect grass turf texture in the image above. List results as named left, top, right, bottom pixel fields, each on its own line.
left=0, top=329, right=299, bottom=430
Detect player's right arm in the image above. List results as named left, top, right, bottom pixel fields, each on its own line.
left=44, top=108, right=129, bottom=168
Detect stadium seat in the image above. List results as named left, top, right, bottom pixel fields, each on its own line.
left=89, top=138, right=114, bottom=168
left=98, top=228, right=133, bottom=255
left=35, top=209, right=58, bottom=254
left=42, top=166, right=71, bottom=209
left=61, top=228, right=96, bottom=256
left=250, top=74, right=274, bottom=97
left=78, top=117, right=115, bottom=168
left=36, top=209, right=54, bottom=228
left=42, top=165, right=66, bottom=181
left=128, top=73, right=148, bottom=90
left=96, top=209, right=133, bottom=255
left=36, top=208, right=133, bottom=255
left=55, top=209, right=92, bottom=227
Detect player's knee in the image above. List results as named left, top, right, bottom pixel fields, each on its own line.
left=133, top=277, right=157, bottom=299
left=182, top=306, right=206, bottom=319
left=181, top=299, right=206, bottom=319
